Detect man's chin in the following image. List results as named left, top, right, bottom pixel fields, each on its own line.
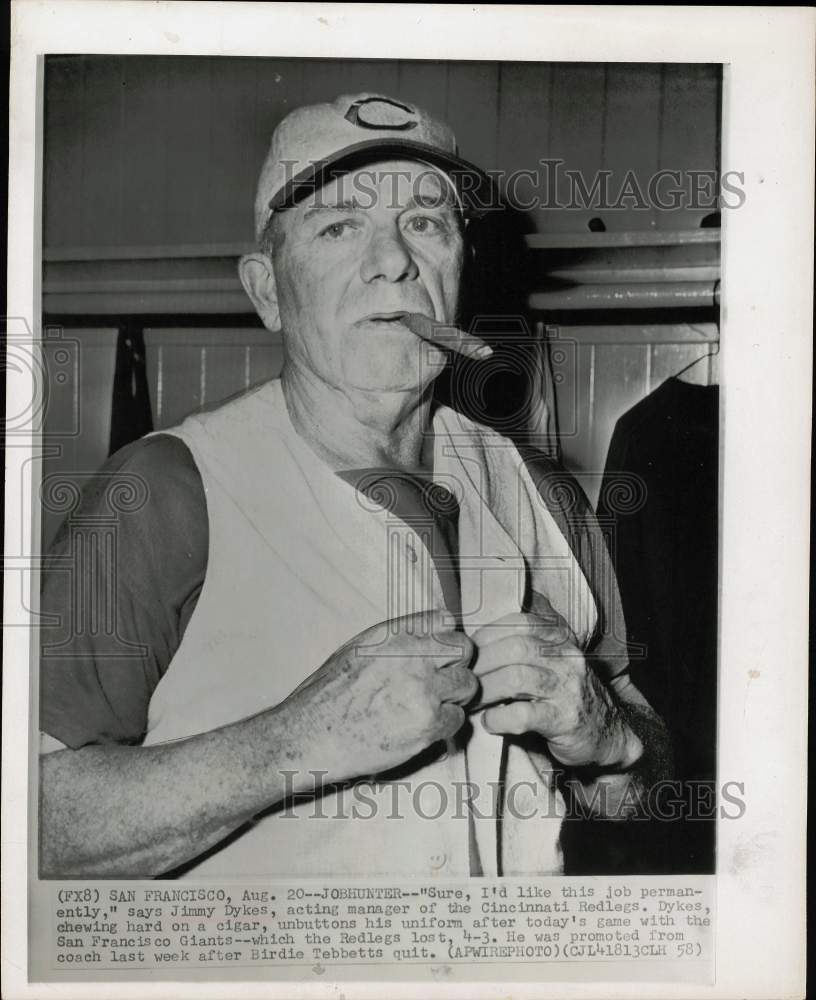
left=340, top=341, right=448, bottom=394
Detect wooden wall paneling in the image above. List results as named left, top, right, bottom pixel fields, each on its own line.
left=657, top=64, right=721, bottom=231
left=555, top=327, right=718, bottom=506
left=344, top=60, right=400, bottom=98
left=143, top=328, right=285, bottom=429
left=297, top=59, right=356, bottom=108
left=445, top=62, right=500, bottom=170
left=247, top=340, right=285, bottom=387
left=602, top=64, right=663, bottom=232
left=198, top=330, right=261, bottom=407
left=143, top=328, right=203, bottom=429
left=546, top=64, right=607, bottom=234
left=395, top=61, right=450, bottom=123
left=254, top=59, right=305, bottom=195
left=79, top=58, right=124, bottom=247
left=75, top=330, right=119, bottom=467
left=120, top=58, right=172, bottom=246
left=649, top=341, right=714, bottom=391
left=559, top=340, right=595, bottom=476
left=255, top=58, right=304, bottom=121
left=163, top=58, right=216, bottom=247
left=143, top=330, right=163, bottom=425
left=44, top=58, right=721, bottom=254
left=59, top=328, right=118, bottom=469
left=207, top=58, right=261, bottom=244
left=559, top=341, right=651, bottom=507
left=557, top=321, right=719, bottom=346
left=590, top=343, right=650, bottom=475
left=495, top=63, right=552, bottom=215
left=547, top=327, right=579, bottom=445
left=44, top=57, right=86, bottom=249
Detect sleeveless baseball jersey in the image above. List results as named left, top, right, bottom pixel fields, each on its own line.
left=143, top=379, right=598, bottom=877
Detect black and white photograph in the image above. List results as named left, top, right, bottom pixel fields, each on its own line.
left=36, top=53, right=722, bottom=881
left=4, top=4, right=811, bottom=999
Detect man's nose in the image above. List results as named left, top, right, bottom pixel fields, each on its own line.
left=360, top=225, right=419, bottom=283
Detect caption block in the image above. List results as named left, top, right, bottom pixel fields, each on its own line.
left=50, top=877, right=712, bottom=971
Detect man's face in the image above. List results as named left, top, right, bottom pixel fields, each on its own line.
left=270, top=160, right=465, bottom=393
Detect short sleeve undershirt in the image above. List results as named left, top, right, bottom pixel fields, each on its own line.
left=40, top=436, right=462, bottom=749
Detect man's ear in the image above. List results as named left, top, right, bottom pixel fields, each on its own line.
left=238, top=253, right=281, bottom=332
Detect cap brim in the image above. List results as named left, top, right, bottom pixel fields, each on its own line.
left=267, top=138, right=496, bottom=218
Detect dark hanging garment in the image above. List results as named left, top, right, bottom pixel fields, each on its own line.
left=597, top=376, right=719, bottom=874
left=109, top=321, right=153, bottom=456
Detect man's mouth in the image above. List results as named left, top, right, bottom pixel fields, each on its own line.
left=354, top=312, right=494, bottom=361
left=358, top=312, right=411, bottom=326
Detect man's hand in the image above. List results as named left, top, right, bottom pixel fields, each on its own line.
left=39, top=610, right=477, bottom=878
left=288, top=609, right=478, bottom=781
left=470, top=601, right=642, bottom=771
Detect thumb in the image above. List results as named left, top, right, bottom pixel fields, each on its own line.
left=401, top=609, right=473, bottom=665
left=400, top=607, right=455, bottom=637
left=528, top=589, right=568, bottom=628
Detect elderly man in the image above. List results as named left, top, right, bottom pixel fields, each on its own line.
left=40, top=94, right=669, bottom=879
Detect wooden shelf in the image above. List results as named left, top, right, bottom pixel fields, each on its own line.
left=43, top=230, right=721, bottom=264
left=530, top=281, right=719, bottom=311
left=43, top=243, right=255, bottom=263
left=42, top=230, right=722, bottom=315
left=525, top=230, right=720, bottom=250
left=551, top=323, right=719, bottom=345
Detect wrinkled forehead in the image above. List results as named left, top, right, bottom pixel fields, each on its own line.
left=298, top=159, right=463, bottom=213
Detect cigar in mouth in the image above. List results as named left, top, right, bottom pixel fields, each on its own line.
left=402, top=313, right=493, bottom=361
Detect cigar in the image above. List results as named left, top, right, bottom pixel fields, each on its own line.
left=403, top=313, right=493, bottom=361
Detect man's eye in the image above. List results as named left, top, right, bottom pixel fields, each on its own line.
left=320, top=221, right=357, bottom=239
left=405, top=215, right=444, bottom=235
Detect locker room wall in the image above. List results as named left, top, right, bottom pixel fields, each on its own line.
left=40, top=318, right=717, bottom=547
left=44, top=57, right=721, bottom=249
left=41, top=57, right=721, bottom=529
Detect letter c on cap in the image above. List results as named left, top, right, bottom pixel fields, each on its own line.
left=344, top=96, right=418, bottom=131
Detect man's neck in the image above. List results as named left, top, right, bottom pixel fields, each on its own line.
left=281, top=364, right=436, bottom=473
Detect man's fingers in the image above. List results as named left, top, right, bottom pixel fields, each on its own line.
left=437, top=701, right=467, bottom=740
left=482, top=700, right=559, bottom=738
left=429, top=630, right=475, bottom=667
left=368, top=610, right=473, bottom=665
left=470, top=611, right=573, bottom=652
left=435, top=662, right=480, bottom=706
left=471, top=630, right=571, bottom=677
left=473, top=661, right=559, bottom=708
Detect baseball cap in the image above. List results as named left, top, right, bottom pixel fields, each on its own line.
left=254, top=92, right=495, bottom=241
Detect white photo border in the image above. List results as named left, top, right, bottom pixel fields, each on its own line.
left=5, top=3, right=813, bottom=998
